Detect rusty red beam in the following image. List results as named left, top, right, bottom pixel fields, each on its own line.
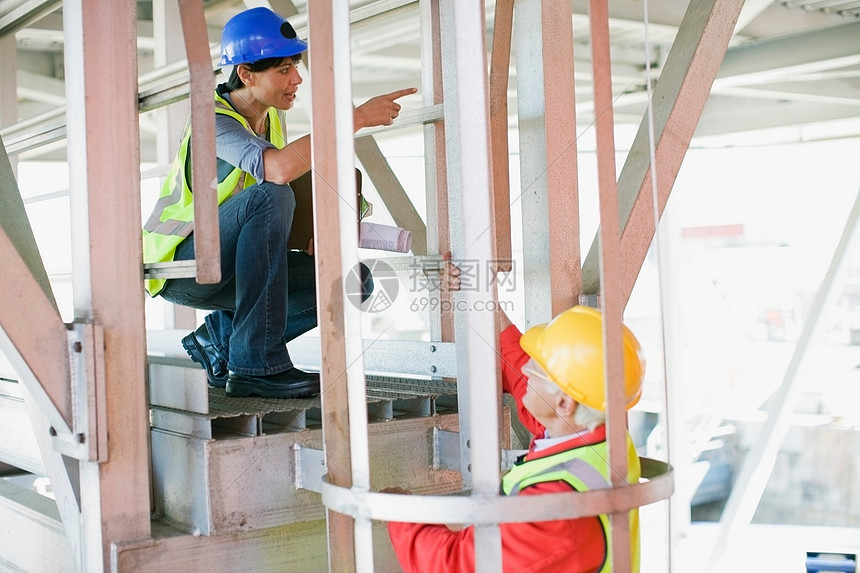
left=581, top=0, right=744, bottom=309
left=179, top=0, right=220, bottom=284
left=0, top=224, right=72, bottom=429
left=589, top=0, right=631, bottom=569
left=489, top=0, right=514, bottom=271
left=542, top=0, right=581, bottom=315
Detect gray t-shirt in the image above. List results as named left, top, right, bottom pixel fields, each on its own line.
left=215, top=91, right=275, bottom=183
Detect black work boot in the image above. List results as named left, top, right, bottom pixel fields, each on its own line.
left=225, top=368, right=320, bottom=399
left=181, top=324, right=229, bottom=388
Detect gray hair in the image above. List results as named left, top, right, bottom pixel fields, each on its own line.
left=573, top=403, right=605, bottom=432
left=524, top=359, right=606, bottom=432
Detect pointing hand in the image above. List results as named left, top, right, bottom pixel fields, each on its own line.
left=354, top=87, right=418, bottom=130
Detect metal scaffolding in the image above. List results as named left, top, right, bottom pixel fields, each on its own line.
left=0, top=0, right=781, bottom=570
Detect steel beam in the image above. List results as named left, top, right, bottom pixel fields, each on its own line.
left=0, top=133, right=71, bottom=431
left=149, top=329, right=460, bottom=381
left=19, top=380, right=86, bottom=570
left=308, top=2, right=374, bottom=570
left=514, top=0, right=552, bottom=328
left=0, top=0, right=60, bottom=37
left=421, top=0, right=454, bottom=342
left=543, top=0, right=581, bottom=316
left=581, top=0, right=745, bottom=307
left=450, top=2, right=503, bottom=572
left=149, top=410, right=463, bottom=536
left=488, top=0, right=514, bottom=270
left=0, top=133, right=54, bottom=309
left=62, top=0, right=151, bottom=569
left=177, top=0, right=220, bottom=285
left=589, top=1, right=631, bottom=568
left=152, top=0, right=196, bottom=330
left=716, top=20, right=860, bottom=87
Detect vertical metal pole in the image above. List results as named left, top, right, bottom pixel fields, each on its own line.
left=308, top=2, right=373, bottom=571
left=420, top=0, right=452, bottom=342
left=590, top=1, right=631, bottom=571
left=488, top=0, right=514, bottom=270
left=433, top=0, right=455, bottom=343
left=513, top=0, right=551, bottom=328
left=152, top=0, right=195, bottom=330
left=541, top=1, right=581, bottom=314
left=450, top=3, right=503, bottom=572
left=63, top=0, right=151, bottom=570
left=178, top=0, right=220, bottom=285
left=437, top=0, right=474, bottom=489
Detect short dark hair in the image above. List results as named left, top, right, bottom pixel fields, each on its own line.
left=219, top=54, right=303, bottom=93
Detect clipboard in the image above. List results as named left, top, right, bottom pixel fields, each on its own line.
left=287, top=167, right=364, bottom=250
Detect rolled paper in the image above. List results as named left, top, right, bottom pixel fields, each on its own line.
left=359, top=222, right=412, bottom=253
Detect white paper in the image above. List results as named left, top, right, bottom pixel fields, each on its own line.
left=359, top=222, right=412, bottom=253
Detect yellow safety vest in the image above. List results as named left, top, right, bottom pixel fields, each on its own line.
left=142, top=90, right=286, bottom=295
left=501, top=431, right=641, bottom=572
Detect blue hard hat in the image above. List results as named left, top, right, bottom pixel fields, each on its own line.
left=219, top=7, right=307, bottom=66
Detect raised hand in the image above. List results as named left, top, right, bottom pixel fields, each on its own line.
left=354, top=87, right=418, bottom=130
left=441, top=251, right=461, bottom=292
left=441, top=251, right=512, bottom=331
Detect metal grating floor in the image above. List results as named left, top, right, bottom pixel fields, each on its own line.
left=196, top=375, right=458, bottom=422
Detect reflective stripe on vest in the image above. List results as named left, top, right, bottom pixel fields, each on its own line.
left=500, top=432, right=641, bottom=573
left=141, top=90, right=285, bottom=295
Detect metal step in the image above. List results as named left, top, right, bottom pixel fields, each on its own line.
left=147, top=357, right=463, bottom=536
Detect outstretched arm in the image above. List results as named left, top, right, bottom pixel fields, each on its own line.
left=263, top=87, right=418, bottom=184
left=354, top=87, right=418, bottom=131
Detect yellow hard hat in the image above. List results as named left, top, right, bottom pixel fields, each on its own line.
left=519, top=305, right=645, bottom=411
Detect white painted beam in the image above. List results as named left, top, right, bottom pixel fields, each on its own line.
left=716, top=20, right=860, bottom=86
left=16, top=68, right=65, bottom=106
left=733, top=0, right=777, bottom=35
left=0, top=479, right=76, bottom=572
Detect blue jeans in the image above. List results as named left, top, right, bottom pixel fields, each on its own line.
left=159, top=181, right=317, bottom=376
